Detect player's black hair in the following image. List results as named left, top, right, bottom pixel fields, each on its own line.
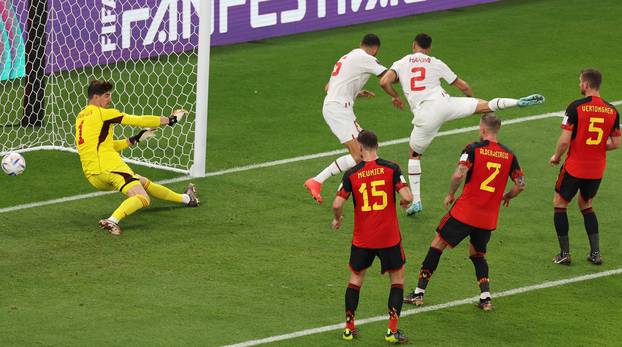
left=481, top=113, right=501, bottom=133
left=358, top=130, right=379, bottom=150
left=88, top=80, right=114, bottom=99
left=580, top=68, right=602, bottom=90
left=361, top=33, right=381, bottom=47
left=414, top=33, right=432, bottom=49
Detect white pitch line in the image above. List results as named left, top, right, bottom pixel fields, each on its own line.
left=2, top=101, right=621, bottom=215
left=222, top=268, right=622, bottom=347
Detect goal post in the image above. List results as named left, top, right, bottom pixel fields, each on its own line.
left=1, top=0, right=211, bottom=177
left=190, top=0, right=211, bottom=178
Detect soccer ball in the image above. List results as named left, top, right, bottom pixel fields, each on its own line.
left=1, top=152, right=26, bottom=176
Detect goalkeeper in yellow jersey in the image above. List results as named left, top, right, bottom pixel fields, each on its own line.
left=76, top=80, right=199, bottom=236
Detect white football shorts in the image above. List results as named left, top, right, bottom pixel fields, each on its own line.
left=409, top=97, right=479, bottom=154
left=323, top=101, right=362, bottom=144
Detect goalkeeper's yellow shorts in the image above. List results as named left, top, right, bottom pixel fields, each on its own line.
left=86, top=163, right=141, bottom=194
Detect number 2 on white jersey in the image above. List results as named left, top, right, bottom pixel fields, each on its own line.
left=331, top=56, right=347, bottom=76
left=410, top=67, right=426, bottom=92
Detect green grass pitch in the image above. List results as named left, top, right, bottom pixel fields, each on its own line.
left=2, top=0, right=622, bottom=345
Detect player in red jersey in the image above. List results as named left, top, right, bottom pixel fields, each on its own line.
left=549, top=68, right=620, bottom=265
left=332, top=130, right=413, bottom=344
left=403, top=113, right=525, bottom=311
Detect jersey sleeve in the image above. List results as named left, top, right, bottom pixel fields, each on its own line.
left=392, top=165, right=408, bottom=191
left=336, top=173, right=353, bottom=199
left=610, top=109, right=621, bottom=137
left=120, top=114, right=161, bottom=127
left=561, top=103, right=578, bottom=130
left=437, top=59, right=458, bottom=84
left=389, top=58, right=403, bottom=81
left=100, top=108, right=124, bottom=122
left=101, top=108, right=161, bottom=127
left=510, top=155, right=524, bottom=180
left=360, top=55, right=387, bottom=76
left=458, top=144, right=475, bottom=168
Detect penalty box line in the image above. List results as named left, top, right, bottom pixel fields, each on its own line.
left=222, top=268, right=622, bottom=347
left=1, top=101, right=621, bottom=215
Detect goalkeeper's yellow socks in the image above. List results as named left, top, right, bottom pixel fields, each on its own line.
left=143, top=179, right=190, bottom=204
left=110, top=195, right=150, bottom=223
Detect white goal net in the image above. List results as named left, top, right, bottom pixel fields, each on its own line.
left=0, top=0, right=209, bottom=176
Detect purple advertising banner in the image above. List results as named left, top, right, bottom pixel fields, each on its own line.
left=210, top=0, right=498, bottom=45
left=14, top=0, right=499, bottom=74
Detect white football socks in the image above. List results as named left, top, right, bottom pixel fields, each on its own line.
left=414, top=287, right=425, bottom=294
left=488, top=98, right=519, bottom=111
left=108, top=216, right=119, bottom=224
left=314, top=154, right=357, bottom=183
left=182, top=194, right=191, bottom=205
left=408, top=158, right=422, bottom=203
left=480, top=292, right=491, bottom=300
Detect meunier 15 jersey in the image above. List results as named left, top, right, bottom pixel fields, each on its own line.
left=389, top=52, right=458, bottom=110
left=76, top=105, right=160, bottom=176
left=561, top=96, right=620, bottom=179
left=450, top=141, right=523, bottom=231
left=337, top=159, right=408, bottom=248
left=325, top=48, right=386, bottom=106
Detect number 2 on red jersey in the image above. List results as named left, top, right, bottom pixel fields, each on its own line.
left=410, top=67, right=426, bottom=92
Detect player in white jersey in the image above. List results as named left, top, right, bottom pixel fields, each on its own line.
left=304, top=34, right=388, bottom=203
left=380, top=33, right=544, bottom=215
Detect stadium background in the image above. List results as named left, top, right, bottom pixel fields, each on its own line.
left=1, top=0, right=622, bottom=346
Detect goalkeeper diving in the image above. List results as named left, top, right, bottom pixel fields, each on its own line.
left=76, top=80, right=199, bottom=236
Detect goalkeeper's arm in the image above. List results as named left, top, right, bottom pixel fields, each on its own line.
left=120, top=109, right=188, bottom=127
left=102, top=108, right=188, bottom=127
left=113, top=129, right=156, bottom=152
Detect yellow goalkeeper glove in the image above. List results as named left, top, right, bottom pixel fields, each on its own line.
left=129, top=128, right=156, bottom=145
left=168, top=109, right=188, bottom=126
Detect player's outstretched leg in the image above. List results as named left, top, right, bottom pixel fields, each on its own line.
left=305, top=154, right=356, bottom=204
left=100, top=193, right=150, bottom=236
left=342, top=282, right=361, bottom=340
left=553, top=206, right=572, bottom=265
left=404, top=246, right=443, bottom=305
left=140, top=177, right=199, bottom=207
left=517, top=94, right=546, bottom=107
left=305, top=140, right=359, bottom=204
left=476, top=94, right=545, bottom=113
